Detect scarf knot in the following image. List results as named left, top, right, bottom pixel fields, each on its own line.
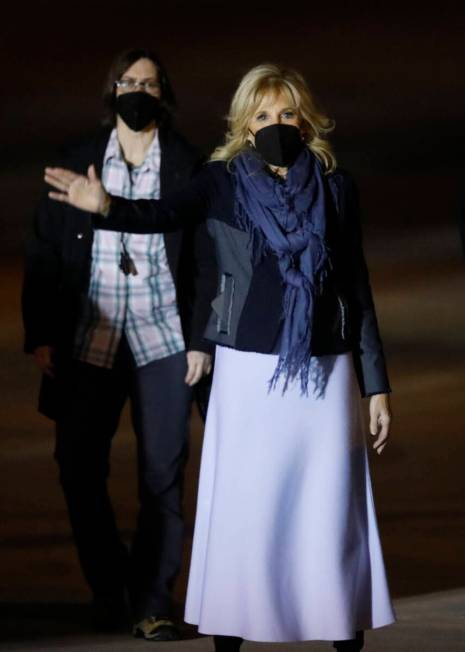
left=232, top=146, right=330, bottom=394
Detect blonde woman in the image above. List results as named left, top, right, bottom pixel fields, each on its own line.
left=45, top=63, right=395, bottom=651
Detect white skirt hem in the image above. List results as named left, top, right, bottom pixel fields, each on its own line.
left=185, top=347, right=395, bottom=642
left=184, top=616, right=396, bottom=643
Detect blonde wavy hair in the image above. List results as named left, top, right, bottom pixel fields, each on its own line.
left=211, top=63, right=336, bottom=172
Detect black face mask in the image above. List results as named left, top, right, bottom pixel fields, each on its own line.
left=115, top=92, right=162, bottom=131
left=252, top=123, right=304, bottom=168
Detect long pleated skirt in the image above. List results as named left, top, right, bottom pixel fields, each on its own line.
left=184, top=346, right=395, bottom=642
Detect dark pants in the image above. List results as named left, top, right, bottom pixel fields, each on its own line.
left=55, top=339, right=192, bottom=620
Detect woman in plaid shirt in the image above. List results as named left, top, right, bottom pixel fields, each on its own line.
left=23, top=48, right=216, bottom=641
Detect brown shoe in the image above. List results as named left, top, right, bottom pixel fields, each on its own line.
left=133, top=616, right=180, bottom=641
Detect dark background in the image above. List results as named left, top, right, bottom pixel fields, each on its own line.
left=2, top=0, right=465, bottom=252
left=1, top=2, right=465, bottom=648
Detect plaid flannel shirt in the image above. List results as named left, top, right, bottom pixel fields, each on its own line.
left=73, top=129, right=185, bottom=368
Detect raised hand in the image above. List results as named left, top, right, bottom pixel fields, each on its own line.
left=44, top=164, right=110, bottom=214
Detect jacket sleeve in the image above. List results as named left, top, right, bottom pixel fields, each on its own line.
left=181, top=156, right=217, bottom=354
left=22, top=194, right=65, bottom=354
left=186, top=219, right=217, bottom=353
left=97, top=162, right=217, bottom=353
left=95, top=164, right=213, bottom=234
left=342, top=175, right=391, bottom=397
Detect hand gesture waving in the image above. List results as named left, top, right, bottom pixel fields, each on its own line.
left=45, top=164, right=110, bottom=214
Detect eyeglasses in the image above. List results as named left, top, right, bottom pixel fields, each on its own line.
left=115, top=79, right=161, bottom=93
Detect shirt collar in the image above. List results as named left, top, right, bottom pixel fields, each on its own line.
left=104, top=127, right=161, bottom=173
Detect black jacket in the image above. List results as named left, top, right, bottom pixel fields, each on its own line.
left=96, top=160, right=391, bottom=397
left=22, top=127, right=217, bottom=418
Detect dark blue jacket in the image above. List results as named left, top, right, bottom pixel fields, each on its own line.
left=96, top=159, right=391, bottom=397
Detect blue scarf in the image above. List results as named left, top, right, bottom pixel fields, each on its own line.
left=232, top=146, right=330, bottom=394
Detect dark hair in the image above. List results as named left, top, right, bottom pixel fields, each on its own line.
left=102, top=48, right=177, bottom=127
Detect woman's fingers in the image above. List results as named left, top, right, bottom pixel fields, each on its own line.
left=45, top=167, right=80, bottom=183
left=45, top=167, right=106, bottom=213
left=185, top=361, right=202, bottom=386
left=373, top=426, right=389, bottom=453
left=48, top=191, right=70, bottom=203
left=191, top=365, right=203, bottom=386
left=185, top=352, right=212, bottom=386
left=371, top=415, right=390, bottom=454
left=369, top=411, right=378, bottom=436
left=368, top=393, right=392, bottom=455
left=44, top=167, right=83, bottom=192
left=88, top=164, right=98, bottom=182
left=44, top=173, right=70, bottom=193
left=185, top=353, right=196, bottom=385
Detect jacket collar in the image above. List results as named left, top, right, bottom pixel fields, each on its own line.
left=92, top=127, right=113, bottom=178
left=158, top=127, right=185, bottom=195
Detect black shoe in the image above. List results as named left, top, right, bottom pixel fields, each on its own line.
left=333, top=629, right=364, bottom=651
left=133, top=616, right=180, bottom=641
left=214, top=635, right=243, bottom=651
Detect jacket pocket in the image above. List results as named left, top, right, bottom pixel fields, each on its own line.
left=211, top=273, right=235, bottom=335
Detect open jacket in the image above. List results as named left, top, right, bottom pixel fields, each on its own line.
left=22, top=127, right=217, bottom=418
left=95, top=159, right=391, bottom=397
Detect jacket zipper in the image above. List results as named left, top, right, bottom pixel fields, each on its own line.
left=337, top=295, right=347, bottom=341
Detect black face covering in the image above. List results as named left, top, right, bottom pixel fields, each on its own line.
left=252, top=123, right=304, bottom=168
left=115, top=92, right=162, bottom=131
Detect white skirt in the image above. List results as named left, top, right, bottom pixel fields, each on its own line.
left=185, top=347, right=395, bottom=642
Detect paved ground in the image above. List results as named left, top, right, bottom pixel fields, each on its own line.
left=1, top=225, right=465, bottom=649
left=3, top=589, right=465, bottom=651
